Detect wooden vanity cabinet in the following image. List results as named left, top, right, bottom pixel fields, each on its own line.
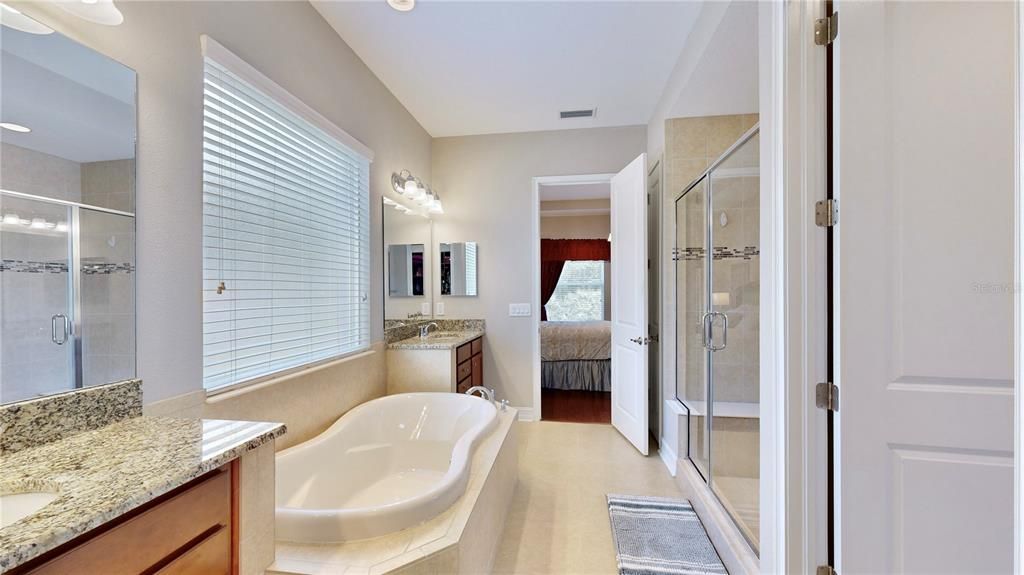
left=456, top=336, right=484, bottom=394
left=16, top=462, right=238, bottom=575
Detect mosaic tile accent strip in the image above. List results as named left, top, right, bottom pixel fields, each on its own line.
left=672, top=246, right=760, bottom=261
left=0, top=417, right=286, bottom=571
left=0, top=260, right=135, bottom=274
left=0, top=260, right=68, bottom=273
left=0, top=379, right=142, bottom=455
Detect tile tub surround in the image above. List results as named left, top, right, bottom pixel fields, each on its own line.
left=0, top=379, right=142, bottom=455
left=0, top=416, right=286, bottom=571
left=269, top=408, right=518, bottom=575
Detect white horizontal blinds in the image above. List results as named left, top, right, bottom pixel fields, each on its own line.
left=202, top=57, right=370, bottom=390
left=464, top=242, right=477, bottom=296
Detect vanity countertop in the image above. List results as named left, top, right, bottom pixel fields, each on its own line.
left=388, top=329, right=485, bottom=350
left=0, top=416, right=286, bottom=571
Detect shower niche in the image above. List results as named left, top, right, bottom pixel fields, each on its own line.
left=674, top=125, right=760, bottom=553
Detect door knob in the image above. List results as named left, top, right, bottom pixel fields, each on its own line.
left=629, top=336, right=649, bottom=345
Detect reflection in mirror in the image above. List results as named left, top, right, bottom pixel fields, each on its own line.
left=0, top=14, right=137, bottom=404
left=383, top=199, right=432, bottom=326
left=388, top=244, right=425, bottom=297
left=440, top=242, right=478, bottom=297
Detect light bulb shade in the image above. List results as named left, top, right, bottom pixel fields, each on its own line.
left=55, top=0, right=124, bottom=25
left=429, top=199, right=444, bottom=214
left=403, top=179, right=419, bottom=196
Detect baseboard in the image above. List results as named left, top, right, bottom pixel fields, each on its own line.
left=659, top=438, right=678, bottom=477
left=514, top=407, right=536, bottom=421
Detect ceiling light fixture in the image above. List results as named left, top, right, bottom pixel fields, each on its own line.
left=386, top=0, right=415, bottom=12
left=55, top=0, right=123, bottom=26
left=0, top=122, right=30, bottom=133
left=0, top=3, right=54, bottom=34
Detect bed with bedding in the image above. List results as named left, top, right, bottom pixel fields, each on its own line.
left=540, top=320, right=611, bottom=392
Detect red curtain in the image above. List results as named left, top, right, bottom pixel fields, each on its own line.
left=540, top=261, right=565, bottom=321
left=540, top=239, right=610, bottom=320
left=540, top=239, right=610, bottom=262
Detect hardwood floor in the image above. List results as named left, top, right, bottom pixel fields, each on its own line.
left=540, top=388, right=611, bottom=423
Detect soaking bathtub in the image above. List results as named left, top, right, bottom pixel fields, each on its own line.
left=275, top=392, right=499, bottom=542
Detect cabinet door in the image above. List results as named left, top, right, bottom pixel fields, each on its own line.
left=471, top=354, right=483, bottom=387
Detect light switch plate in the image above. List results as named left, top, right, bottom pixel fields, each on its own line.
left=421, top=302, right=431, bottom=316
left=436, top=302, right=445, bottom=316
left=509, top=303, right=531, bottom=317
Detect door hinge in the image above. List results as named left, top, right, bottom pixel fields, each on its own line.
left=815, top=199, right=839, bottom=227
left=816, top=566, right=837, bottom=575
left=815, top=12, right=838, bottom=46
left=816, top=382, right=839, bottom=412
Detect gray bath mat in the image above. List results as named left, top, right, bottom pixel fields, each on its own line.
left=607, top=494, right=728, bottom=575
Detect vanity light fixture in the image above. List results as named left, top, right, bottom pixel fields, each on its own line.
left=429, top=193, right=444, bottom=215
left=387, top=0, right=415, bottom=12
left=55, top=0, right=124, bottom=26
left=0, top=122, right=31, bottom=133
left=0, top=3, right=54, bottom=34
left=2, top=213, right=22, bottom=226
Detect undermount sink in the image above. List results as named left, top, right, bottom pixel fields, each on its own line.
left=0, top=490, right=60, bottom=528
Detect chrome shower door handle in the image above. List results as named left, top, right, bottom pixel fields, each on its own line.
left=51, top=314, right=69, bottom=345
left=708, top=311, right=728, bottom=352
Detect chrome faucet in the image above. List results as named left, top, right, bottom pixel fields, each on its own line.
left=419, top=322, right=439, bottom=338
left=465, top=386, right=495, bottom=402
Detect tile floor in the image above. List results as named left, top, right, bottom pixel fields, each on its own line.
left=493, top=421, right=684, bottom=574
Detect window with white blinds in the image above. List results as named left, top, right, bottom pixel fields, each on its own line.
left=201, top=45, right=371, bottom=391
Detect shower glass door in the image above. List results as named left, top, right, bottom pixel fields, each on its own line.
left=675, top=176, right=709, bottom=480
left=708, top=132, right=760, bottom=553
left=0, top=194, right=75, bottom=402
left=674, top=126, right=760, bottom=555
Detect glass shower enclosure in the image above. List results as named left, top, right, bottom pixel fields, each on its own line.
left=674, top=126, right=760, bottom=553
left=0, top=191, right=136, bottom=403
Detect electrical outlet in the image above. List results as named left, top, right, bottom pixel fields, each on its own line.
left=436, top=302, right=445, bottom=316
left=421, top=302, right=431, bottom=316
left=508, top=303, right=531, bottom=317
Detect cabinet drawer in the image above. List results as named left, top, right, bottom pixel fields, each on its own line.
left=471, top=337, right=482, bottom=356
left=29, top=469, right=231, bottom=575
left=471, top=354, right=483, bottom=387
left=155, top=525, right=230, bottom=575
left=457, top=377, right=473, bottom=394
left=456, top=359, right=473, bottom=382
left=456, top=342, right=472, bottom=364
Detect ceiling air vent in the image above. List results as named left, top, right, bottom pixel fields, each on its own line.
left=560, top=109, right=596, bottom=119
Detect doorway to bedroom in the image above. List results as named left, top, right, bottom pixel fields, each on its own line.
left=534, top=177, right=614, bottom=424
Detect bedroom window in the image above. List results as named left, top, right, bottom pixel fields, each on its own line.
left=201, top=38, right=373, bottom=391
left=546, top=260, right=606, bottom=322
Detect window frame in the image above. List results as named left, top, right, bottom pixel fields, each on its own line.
left=200, top=36, right=374, bottom=395
left=545, top=259, right=607, bottom=322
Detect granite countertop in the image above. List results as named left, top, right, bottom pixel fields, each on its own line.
left=0, top=417, right=286, bottom=571
left=387, top=329, right=485, bottom=350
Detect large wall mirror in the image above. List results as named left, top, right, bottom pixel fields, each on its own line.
left=0, top=15, right=137, bottom=403
left=383, top=199, right=433, bottom=328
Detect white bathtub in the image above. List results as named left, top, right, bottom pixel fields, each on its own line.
left=275, top=392, right=498, bottom=542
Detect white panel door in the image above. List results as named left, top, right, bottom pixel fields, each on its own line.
left=611, top=153, right=649, bottom=455
left=837, top=2, right=1015, bottom=573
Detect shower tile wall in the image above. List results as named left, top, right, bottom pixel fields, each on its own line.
left=0, top=143, right=82, bottom=202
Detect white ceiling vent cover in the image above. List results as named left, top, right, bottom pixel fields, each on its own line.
left=559, top=108, right=596, bottom=119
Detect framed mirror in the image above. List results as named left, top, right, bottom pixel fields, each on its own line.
left=382, top=199, right=433, bottom=328
left=0, top=14, right=137, bottom=404
left=440, top=242, right=478, bottom=297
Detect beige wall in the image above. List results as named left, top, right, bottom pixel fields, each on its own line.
left=431, top=126, right=645, bottom=408
left=13, top=1, right=433, bottom=412
left=539, top=214, right=610, bottom=240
